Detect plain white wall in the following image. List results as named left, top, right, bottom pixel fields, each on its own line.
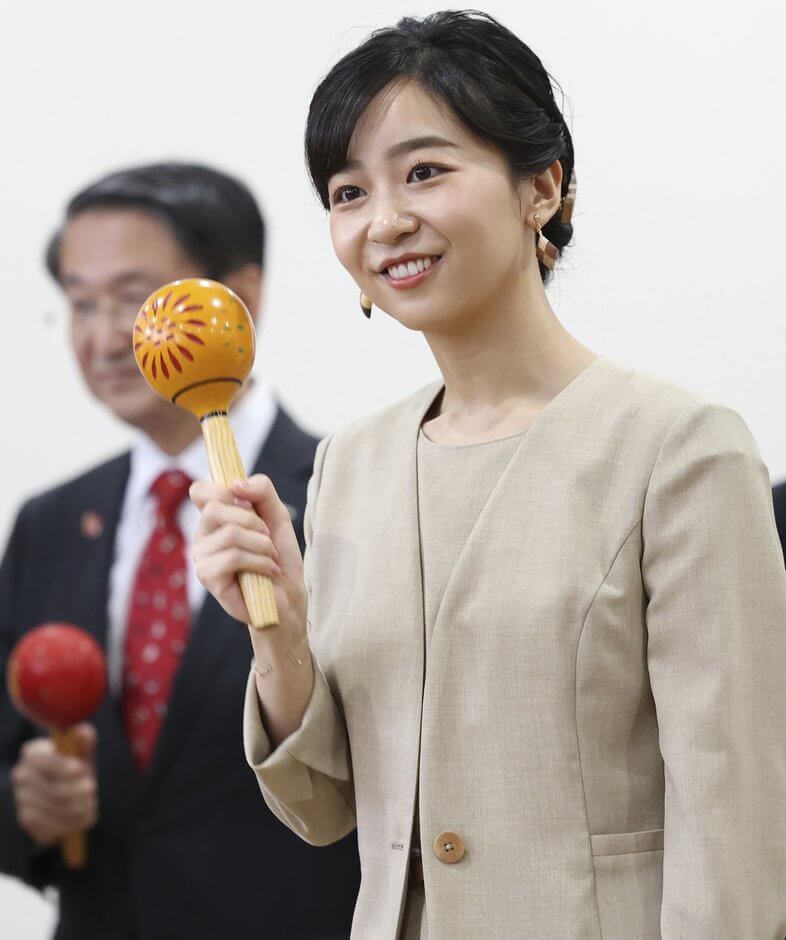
left=2, top=1, right=784, bottom=934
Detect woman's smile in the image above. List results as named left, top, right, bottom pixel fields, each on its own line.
left=380, top=253, right=443, bottom=289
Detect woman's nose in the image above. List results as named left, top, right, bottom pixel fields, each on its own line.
left=367, top=209, right=418, bottom=244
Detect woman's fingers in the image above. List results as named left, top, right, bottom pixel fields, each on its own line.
left=197, top=546, right=282, bottom=585
left=231, top=476, right=302, bottom=568
left=190, top=474, right=306, bottom=628
left=194, top=495, right=271, bottom=541
left=194, top=521, right=282, bottom=591
left=189, top=480, right=231, bottom=511
left=197, top=522, right=279, bottom=563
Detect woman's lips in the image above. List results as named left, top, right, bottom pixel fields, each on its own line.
left=381, top=255, right=443, bottom=290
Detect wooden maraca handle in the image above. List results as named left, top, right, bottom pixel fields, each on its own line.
left=51, top=728, right=87, bottom=870
left=201, top=414, right=279, bottom=629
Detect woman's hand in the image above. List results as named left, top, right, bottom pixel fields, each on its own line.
left=191, top=475, right=308, bottom=637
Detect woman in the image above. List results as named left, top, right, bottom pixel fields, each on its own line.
left=191, top=12, right=786, bottom=938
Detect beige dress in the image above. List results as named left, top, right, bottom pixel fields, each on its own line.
left=401, top=428, right=524, bottom=938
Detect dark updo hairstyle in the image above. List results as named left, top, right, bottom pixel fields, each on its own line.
left=305, top=10, right=574, bottom=283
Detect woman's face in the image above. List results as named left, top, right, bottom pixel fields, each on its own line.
left=327, top=81, right=538, bottom=335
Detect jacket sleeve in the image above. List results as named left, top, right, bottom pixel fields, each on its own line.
left=642, top=402, right=786, bottom=938
left=243, top=436, right=356, bottom=846
left=0, top=505, right=56, bottom=885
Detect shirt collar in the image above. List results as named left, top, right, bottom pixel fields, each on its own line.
left=125, top=379, right=277, bottom=511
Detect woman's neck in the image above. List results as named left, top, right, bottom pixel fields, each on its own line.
left=422, top=282, right=596, bottom=445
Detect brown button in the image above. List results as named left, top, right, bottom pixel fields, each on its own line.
left=432, top=831, right=465, bottom=864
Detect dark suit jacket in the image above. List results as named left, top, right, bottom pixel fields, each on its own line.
left=774, top=481, right=786, bottom=561
left=0, top=408, right=360, bottom=940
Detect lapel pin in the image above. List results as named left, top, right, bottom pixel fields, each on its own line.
left=80, top=510, right=104, bottom=539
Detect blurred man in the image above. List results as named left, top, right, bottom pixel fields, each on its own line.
left=0, top=163, right=359, bottom=939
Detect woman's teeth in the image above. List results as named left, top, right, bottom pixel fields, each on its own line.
left=386, top=256, right=439, bottom=280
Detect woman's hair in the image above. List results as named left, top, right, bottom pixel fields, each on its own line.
left=305, top=10, right=574, bottom=282
left=46, top=162, right=266, bottom=282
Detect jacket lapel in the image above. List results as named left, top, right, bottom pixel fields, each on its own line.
left=69, top=456, right=147, bottom=819
left=69, top=455, right=130, bottom=648
left=305, top=383, right=442, bottom=854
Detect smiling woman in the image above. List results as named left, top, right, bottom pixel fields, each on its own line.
left=190, top=10, right=786, bottom=939
left=323, top=79, right=569, bottom=341
left=307, top=11, right=574, bottom=289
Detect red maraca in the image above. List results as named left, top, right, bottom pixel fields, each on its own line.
left=7, top=623, right=107, bottom=868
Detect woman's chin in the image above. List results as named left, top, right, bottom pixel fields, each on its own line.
left=380, top=296, right=461, bottom=334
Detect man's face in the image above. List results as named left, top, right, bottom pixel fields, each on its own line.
left=60, top=208, right=206, bottom=429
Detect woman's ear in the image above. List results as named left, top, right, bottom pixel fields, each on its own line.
left=222, top=263, right=265, bottom=322
left=519, top=160, right=563, bottom=226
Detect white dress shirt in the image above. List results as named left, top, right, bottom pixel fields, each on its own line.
left=106, top=381, right=277, bottom=695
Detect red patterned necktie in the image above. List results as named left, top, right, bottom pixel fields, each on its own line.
left=122, top=469, right=192, bottom=771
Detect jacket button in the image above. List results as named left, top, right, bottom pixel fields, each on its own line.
left=432, top=831, right=465, bottom=864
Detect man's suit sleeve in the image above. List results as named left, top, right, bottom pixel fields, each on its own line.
left=0, top=505, right=55, bottom=884
left=243, top=435, right=356, bottom=847
left=641, top=402, right=786, bottom=938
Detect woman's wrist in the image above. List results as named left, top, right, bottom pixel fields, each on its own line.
left=247, top=621, right=314, bottom=745
left=247, top=619, right=308, bottom=669
left=251, top=633, right=310, bottom=679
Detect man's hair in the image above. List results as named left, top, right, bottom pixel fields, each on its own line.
left=46, top=162, right=265, bottom=280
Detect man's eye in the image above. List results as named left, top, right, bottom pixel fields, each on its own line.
left=119, top=295, right=149, bottom=310
left=71, top=299, right=96, bottom=316
left=332, top=185, right=364, bottom=205
left=408, top=164, right=443, bottom=183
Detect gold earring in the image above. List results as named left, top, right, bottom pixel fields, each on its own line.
left=533, top=213, right=558, bottom=271
left=359, top=291, right=372, bottom=319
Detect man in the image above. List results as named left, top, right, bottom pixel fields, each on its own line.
left=774, top=481, right=786, bottom=559
left=0, top=164, right=359, bottom=939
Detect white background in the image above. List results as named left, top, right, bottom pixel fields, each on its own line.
left=1, top=0, right=784, bottom=935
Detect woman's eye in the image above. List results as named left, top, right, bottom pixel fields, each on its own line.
left=408, top=164, right=443, bottom=183
left=332, top=185, right=364, bottom=205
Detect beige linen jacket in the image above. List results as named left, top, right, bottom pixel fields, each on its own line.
left=243, top=358, right=786, bottom=939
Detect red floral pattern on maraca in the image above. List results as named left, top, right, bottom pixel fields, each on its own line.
left=134, top=289, right=206, bottom=381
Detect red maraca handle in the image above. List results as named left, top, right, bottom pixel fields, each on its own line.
left=51, top=728, right=87, bottom=869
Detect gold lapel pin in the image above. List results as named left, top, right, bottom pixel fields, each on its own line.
left=80, top=511, right=104, bottom=539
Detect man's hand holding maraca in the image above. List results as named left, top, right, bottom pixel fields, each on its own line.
left=191, top=474, right=313, bottom=745
left=7, top=622, right=107, bottom=867
left=11, top=724, right=98, bottom=848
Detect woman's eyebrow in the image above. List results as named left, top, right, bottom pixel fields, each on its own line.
left=339, top=135, right=459, bottom=173
left=384, top=135, right=458, bottom=159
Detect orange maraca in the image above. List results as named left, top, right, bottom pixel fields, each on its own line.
left=7, top=623, right=107, bottom=869
left=132, top=278, right=278, bottom=628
